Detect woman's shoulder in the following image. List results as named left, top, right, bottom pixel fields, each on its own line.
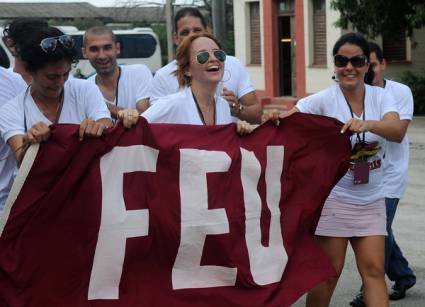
left=299, top=85, right=336, bottom=103
left=66, top=77, right=90, bottom=88
left=365, top=84, right=387, bottom=102
left=65, top=77, right=99, bottom=94
left=121, top=64, right=152, bottom=76
left=155, top=88, right=188, bottom=105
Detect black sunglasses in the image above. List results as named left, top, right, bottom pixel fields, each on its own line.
left=39, top=35, right=75, bottom=54
left=196, top=50, right=226, bottom=65
left=334, top=54, right=367, bottom=68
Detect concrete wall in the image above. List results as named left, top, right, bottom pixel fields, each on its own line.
left=233, top=0, right=265, bottom=91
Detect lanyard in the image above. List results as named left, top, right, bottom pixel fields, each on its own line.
left=344, top=90, right=365, bottom=145
left=191, top=89, right=216, bottom=125
left=23, top=85, right=65, bottom=132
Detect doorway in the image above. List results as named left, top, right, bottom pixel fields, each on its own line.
left=278, top=16, right=296, bottom=96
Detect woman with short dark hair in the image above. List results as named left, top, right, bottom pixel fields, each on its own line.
left=2, top=18, right=48, bottom=84
left=0, top=26, right=112, bottom=163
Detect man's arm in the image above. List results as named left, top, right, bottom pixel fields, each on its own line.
left=237, top=91, right=262, bottom=124
left=106, top=102, right=124, bottom=120
left=136, top=98, right=150, bottom=114
left=8, top=135, right=27, bottom=164
left=7, top=122, right=52, bottom=164
left=222, top=88, right=262, bottom=124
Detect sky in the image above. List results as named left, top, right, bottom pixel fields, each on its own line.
left=0, top=0, right=199, bottom=7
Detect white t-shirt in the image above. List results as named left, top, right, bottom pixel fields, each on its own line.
left=88, top=64, right=153, bottom=109
left=382, top=80, right=414, bottom=199
left=0, top=78, right=111, bottom=143
left=0, top=67, right=26, bottom=103
left=0, top=67, right=27, bottom=211
left=142, top=86, right=232, bottom=125
left=149, top=56, right=254, bottom=103
left=296, top=84, right=398, bottom=205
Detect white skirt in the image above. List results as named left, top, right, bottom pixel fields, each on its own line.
left=315, top=198, right=387, bottom=237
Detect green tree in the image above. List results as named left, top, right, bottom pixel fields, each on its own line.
left=330, top=0, right=425, bottom=38
left=401, top=70, right=425, bottom=115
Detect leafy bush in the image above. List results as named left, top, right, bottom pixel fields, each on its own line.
left=401, top=70, right=425, bottom=115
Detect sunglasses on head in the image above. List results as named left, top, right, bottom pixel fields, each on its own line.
left=39, top=35, right=75, bottom=54
left=334, top=54, right=367, bottom=68
left=196, top=50, right=226, bottom=65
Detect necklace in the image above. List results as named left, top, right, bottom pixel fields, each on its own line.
left=23, top=86, right=65, bottom=131
left=95, top=66, right=121, bottom=107
left=191, top=89, right=216, bottom=125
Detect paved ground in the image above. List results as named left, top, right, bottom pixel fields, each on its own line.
left=293, top=117, right=425, bottom=306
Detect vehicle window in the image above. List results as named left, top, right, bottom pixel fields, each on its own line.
left=71, top=33, right=157, bottom=59
left=71, top=35, right=84, bottom=59
left=117, top=34, right=157, bottom=58
left=0, top=45, right=10, bottom=68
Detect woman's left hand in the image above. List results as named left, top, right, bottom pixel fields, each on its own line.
left=236, top=120, right=254, bottom=136
left=341, top=118, right=372, bottom=134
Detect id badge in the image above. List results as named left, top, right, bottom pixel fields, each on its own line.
left=353, top=161, right=369, bottom=185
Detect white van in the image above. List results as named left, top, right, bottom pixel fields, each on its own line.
left=67, top=27, right=162, bottom=78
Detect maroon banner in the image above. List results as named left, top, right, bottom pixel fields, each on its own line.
left=0, top=113, right=350, bottom=307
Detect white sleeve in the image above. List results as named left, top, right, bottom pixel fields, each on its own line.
left=380, top=90, right=399, bottom=119
left=141, top=98, right=175, bottom=123
left=0, top=97, right=26, bottom=142
left=0, top=70, right=26, bottom=106
left=149, top=70, right=176, bottom=103
left=397, top=86, right=414, bottom=120
left=231, top=58, right=255, bottom=99
left=81, top=82, right=111, bottom=121
left=134, top=65, right=154, bottom=102
left=296, top=93, right=324, bottom=115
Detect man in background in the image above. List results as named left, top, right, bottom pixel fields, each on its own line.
left=82, top=26, right=153, bottom=118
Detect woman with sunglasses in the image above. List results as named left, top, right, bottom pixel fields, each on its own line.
left=0, top=26, right=112, bottom=164
left=149, top=7, right=261, bottom=124
left=119, top=33, right=251, bottom=134
left=264, top=33, right=404, bottom=307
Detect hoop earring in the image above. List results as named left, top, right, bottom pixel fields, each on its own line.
left=215, top=69, right=232, bottom=97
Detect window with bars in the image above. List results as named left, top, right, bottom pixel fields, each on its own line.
left=312, top=0, right=326, bottom=66
left=249, top=2, right=262, bottom=65
left=383, top=30, right=407, bottom=62
left=279, top=0, right=294, bottom=13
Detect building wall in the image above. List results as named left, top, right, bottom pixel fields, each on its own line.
left=384, top=28, right=425, bottom=81
left=233, top=0, right=265, bottom=91
left=234, top=0, right=425, bottom=98
left=303, top=0, right=342, bottom=94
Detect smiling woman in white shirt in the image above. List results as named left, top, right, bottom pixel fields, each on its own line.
left=263, top=33, right=405, bottom=307
left=118, top=33, right=251, bottom=134
left=0, top=26, right=112, bottom=164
